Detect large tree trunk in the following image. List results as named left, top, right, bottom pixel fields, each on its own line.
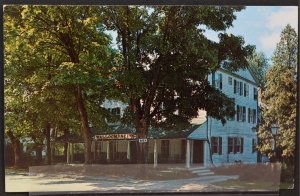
left=35, top=144, right=43, bottom=164
left=63, top=129, right=69, bottom=161
left=64, top=142, right=68, bottom=162
left=44, top=123, right=52, bottom=165
left=6, top=130, right=22, bottom=168
left=51, top=128, right=56, bottom=163
left=76, top=85, right=92, bottom=164
left=135, top=118, right=149, bottom=164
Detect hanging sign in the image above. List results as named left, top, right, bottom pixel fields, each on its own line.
left=94, top=133, right=136, bottom=140
left=139, top=138, right=148, bottom=143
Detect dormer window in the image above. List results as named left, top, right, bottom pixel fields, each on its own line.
left=111, top=107, right=121, bottom=119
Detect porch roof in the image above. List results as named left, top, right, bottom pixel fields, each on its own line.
left=187, top=121, right=208, bottom=140
left=92, top=123, right=204, bottom=140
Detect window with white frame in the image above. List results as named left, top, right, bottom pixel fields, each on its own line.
left=111, top=107, right=121, bottom=118
left=242, top=106, right=246, bottom=122
left=248, top=108, right=257, bottom=124
left=244, top=83, right=249, bottom=97
left=254, top=87, right=258, bottom=100
left=237, top=105, right=246, bottom=122
left=234, top=79, right=240, bottom=94
left=228, top=137, right=244, bottom=154
left=253, top=109, right=257, bottom=124
left=239, top=81, right=243, bottom=96
left=228, top=137, right=234, bottom=153
left=228, top=77, right=232, bottom=85
left=212, top=73, right=223, bottom=90
left=107, top=107, right=121, bottom=123
left=211, top=137, right=222, bottom=155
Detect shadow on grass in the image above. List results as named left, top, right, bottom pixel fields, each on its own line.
left=28, top=164, right=198, bottom=181
left=211, top=163, right=284, bottom=191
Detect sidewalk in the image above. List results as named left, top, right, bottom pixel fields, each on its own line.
left=5, top=172, right=236, bottom=192
left=6, top=164, right=238, bottom=193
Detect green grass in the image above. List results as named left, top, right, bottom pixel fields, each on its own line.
left=5, top=167, right=29, bottom=176
left=212, top=179, right=280, bottom=190
left=279, top=182, right=294, bottom=189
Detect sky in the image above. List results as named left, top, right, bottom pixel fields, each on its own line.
left=108, top=6, right=297, bottom=64
left=204, top=6, right=298, bottom=62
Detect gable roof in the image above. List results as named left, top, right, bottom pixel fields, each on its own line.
left=91, top=124, right=203, bottom=140
left=187, top=121, right=208, bottom=140
left=219, top=67, right=259, bottom=86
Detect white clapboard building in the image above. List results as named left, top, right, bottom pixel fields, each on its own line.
left=91, top=67, right=259, bottom=167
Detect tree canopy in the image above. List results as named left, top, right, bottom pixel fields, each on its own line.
left=4, top=5, right=116, bottom=164
left=100, top=6, right=254, bottom=162
left=247, top=50, right=269, bottom=88
left=5, top=5, right=255, bottom=165
left=258, top=24, right=297, bottom=163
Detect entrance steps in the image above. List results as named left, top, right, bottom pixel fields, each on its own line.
left=188, top=166, right=214, bottom=177
left=187, top=166, right=239, bottom=183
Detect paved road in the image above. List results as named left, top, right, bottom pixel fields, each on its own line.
left=5, top=172, right=237, bottom=193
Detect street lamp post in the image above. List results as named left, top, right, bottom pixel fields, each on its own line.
left=271, top=125, right=279, bottom=162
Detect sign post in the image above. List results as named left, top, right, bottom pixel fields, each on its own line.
left=138, top=138, right=148, bottom=143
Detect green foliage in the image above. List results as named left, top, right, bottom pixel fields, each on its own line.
left=101, top=6, right=253, bottom=132
left=247, top=51, right=269, bottom=87
left=258, top=25, right=297, bottom=162
left=4, top=5, right=116, bottom=149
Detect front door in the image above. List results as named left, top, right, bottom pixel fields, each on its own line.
left=193, top=140, right=204, bottom=163
left=130, top=141, right=137, bottom=163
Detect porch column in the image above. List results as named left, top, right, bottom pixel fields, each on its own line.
left=93, top=141, right=96, bottom=161
left=127, top=141, right=131, bottom=160
left=191, top=140, right=194, bottom=164
left=67, top=142, right=70, bottom=164
left=106, top=141, right=110, bottom=161
left=98, top=141, right=101, bottom=158
left=154, top=139, right=158, bottom=168
left=186, top=140, right=191, bottom=168
left=70, top=143, right=74, bottom=163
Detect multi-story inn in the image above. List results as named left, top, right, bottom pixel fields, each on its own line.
left=90, top=67, right=259, bottom=167
left=188, top=67, right=259, bottom=166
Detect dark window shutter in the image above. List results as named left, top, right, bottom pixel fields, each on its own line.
left=219, top=74, right=222, bottom=89
left=253, top=109, right=257, bottom=124
left=240, top=82, right=243, bottom=95
left=243, top=106, right=246, bottom=122
left=237, top=105, right=240, bottom=121
left=248, top=108, right=250, bottom=123
left=234, top=80, right=237, bottom=93
left=241, top=138, right=244, bottom=153
left=212, top=72, right=215, bottom=87
left=219, top=137, right=222, bottom=155
left=254, top=88, right=258, bottom=100
left=228, top=137, right=233, bottom=154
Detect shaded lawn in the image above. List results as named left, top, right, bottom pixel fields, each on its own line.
left=210, top=163, right=293, bottom=190
left=22, top=164, right=198, bottom=181
left=211, top=163, right=281, bottom=183
left=5, top=167, right=29, bottom=176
